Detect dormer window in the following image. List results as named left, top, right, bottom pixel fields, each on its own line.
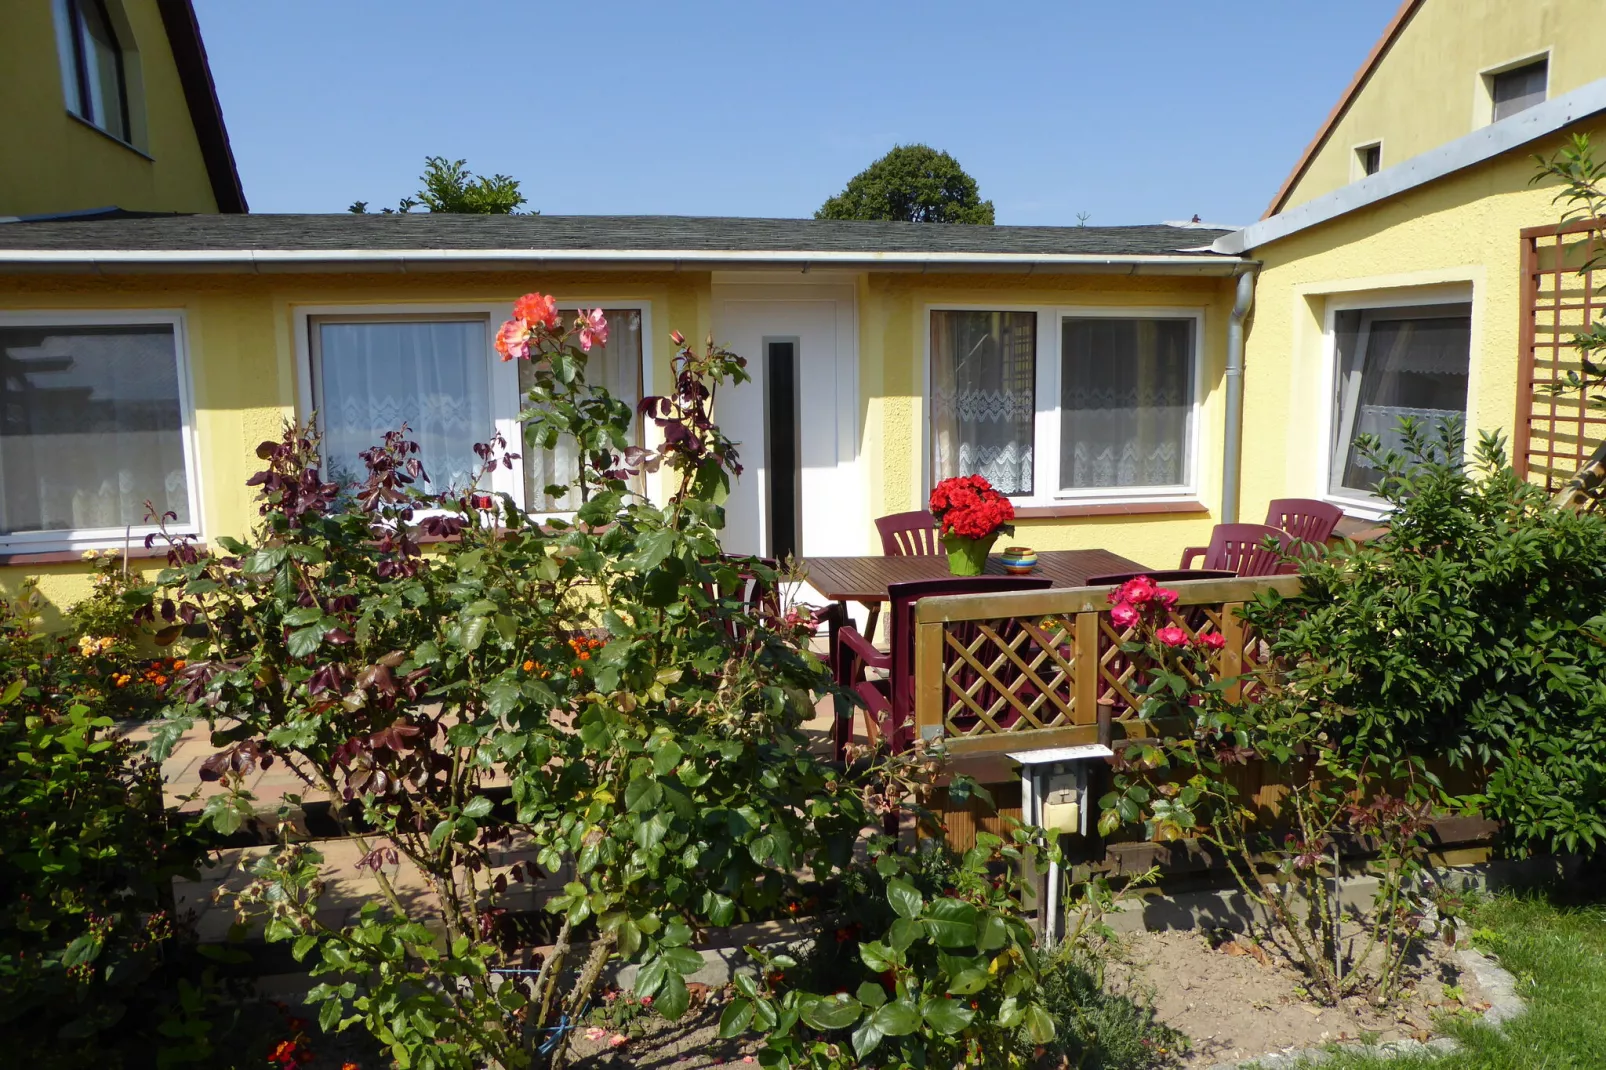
left=53, top=0, right=131, bottom=143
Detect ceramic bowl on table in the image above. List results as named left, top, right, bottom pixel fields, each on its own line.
left=999, top=546, right=1037, bottom=574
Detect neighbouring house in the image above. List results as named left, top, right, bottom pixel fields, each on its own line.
left=1226, top=0, right=1606, bottom=527
left=1, top=0, right=246, bottom=217
left=4, top=0, right=1606, bottom=625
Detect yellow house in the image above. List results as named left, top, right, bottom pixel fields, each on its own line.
left=1224, top=0, right=1606, bottom=529
left=1, top=0, right=247, bottom=217
left=0, top=216, right=1254, bottom=618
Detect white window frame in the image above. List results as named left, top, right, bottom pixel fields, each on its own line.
left=1317, top=285, right=1475, bottom=520
left=922, top=303, right=1206, bottom=508
left=293, top=300, right=653, bottom=520
left=0, top=308, right=202, bottom=554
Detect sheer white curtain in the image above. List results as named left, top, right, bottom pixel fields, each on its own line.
left=0, top=323, right=189, bottom=535
left=1059, top=318, right=1193, bottom=490
left=1331, top=305, right=1471, bottom=496
left=315, top=320, right=492, bottom=493
left=930, top=311, right=1036, bottom=495
left=520, top=309, right=643, bottom=511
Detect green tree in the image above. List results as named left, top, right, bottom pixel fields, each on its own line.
left=349, top=155, right=528, bottom=215
left=816, top=144, right=994, bottom=224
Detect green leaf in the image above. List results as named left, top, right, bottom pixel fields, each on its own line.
left=888, top=917, right=922, bottom=953
left=656, top=972, right=690, bottom=1021
left=286, top=624, right=327, bottom=658
left=319, top=995, right=342, bottom=1034
left=457, top=615, right=488, bottom=652
left=976, top=913, right=1009, bottom=952
left=0, top=678, right=24, bottom=706
left=652, top=740, right=685, bottom=776
left=946, top=968, right=989, bottom=995
left=856, top=981, right=887, bottom=1009
left=851, top=1020, right=885, bottom=1060
left=634, top=958, right=669, bottom=1000
left=1022, top=1002, right=1056, bottom=1044
left=869, top=999, right=921, bottom=1037
left=718, top=998, right=755, bottom=1039
left=292, top=934, right=319, bottom=962
left=462, top=796, right=492, bottom=819
left=921, top=995, right=976, bottom=1036
left=859, top=942, right=894, bottom=973
left=997, top=996, right=1022, bottom=1027
left=924, top=898, right=979, bottom=948
left=634, top=530, right=677, bottom=571
left=625, top=776, right=663, bottom=813
left=662, top=945, right=704, bottom=975
left=886, top=877, right=923, bottom=920
left=800, top=994, right=862, bottom=1031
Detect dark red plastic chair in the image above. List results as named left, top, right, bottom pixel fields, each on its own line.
left=1084, top=568, right=1239, bottom=587
left=1178, top=523, right=1295, bottom=577
left=834, top=575, right=1051, bottom=756
left=875, top=511, right=942, bottom=556
left=1265, top=498, right=1343, bottom=547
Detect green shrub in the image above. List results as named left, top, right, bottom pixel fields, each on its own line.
left=1246, top=423, right=1606, bottom=854
left=0, top=580, right=217, bottom=1067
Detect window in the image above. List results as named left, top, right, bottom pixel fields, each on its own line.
left=520, top=309, right=644, bottom=511
left=929, top=308, right=1201, bottom=502
left=1329, top=303, right=1471, bottom=502
left=930, top=311, right=1036, bottom=495
left=1490, top=58, right=1547, bottom=122
left=311, top=317, right=495, bottom=493
left=1060, top=317, right=1194, bottom=492
left=53, top=0, right=130, bottom=142
left=0, top=317, right=195, bottom=548
left=1355, top=142, right=1382, bottom=177
left=305, top=305, right=648, bottom=515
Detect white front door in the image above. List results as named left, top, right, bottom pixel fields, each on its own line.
left=712, top=288, right=865, bottom=559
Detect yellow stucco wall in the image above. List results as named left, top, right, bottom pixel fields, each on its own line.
left=2, top=267, right=1236, bottom=623
left=1240, top=121, right=1606, bottom=526
left=1280, top=0, right=1606, bottom=212
left=0, top=0, right=220, bottom=215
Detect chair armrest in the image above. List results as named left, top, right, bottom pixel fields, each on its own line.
left=1179, top=547, right=1204, bottom=569
left=837, top=627, right=891, bottom=671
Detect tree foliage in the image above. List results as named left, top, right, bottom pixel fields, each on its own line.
left=349, top=155, right=528, bottom=215
left=816, top=145, right=994, bottom=225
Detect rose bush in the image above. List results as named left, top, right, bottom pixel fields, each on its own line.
left=145, top=298, right=902, bottom=1069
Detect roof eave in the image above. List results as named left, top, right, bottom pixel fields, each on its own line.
left=1215, top=77, right=1606, bottom=255
left=155, top=0, right=247, bottom=213
left=0, top=248, right=1251, bottom=276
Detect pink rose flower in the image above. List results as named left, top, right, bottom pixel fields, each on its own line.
left=1110, top=602, right=1140, bottom=627
left=608, top=1034, right=628, bottom=1048
left=1154, top=585, right=1179, bottom=608
left=1156, top=625, right=1190, bottom=648
left=578, top=308, right=609, bottom=352
left=1115, top=576, right=1159, bottom=605
left=1196, top=631, right=1226, bottom=650
left=495, top=319, right=531, bottom=361
left=669, top=329, right=686, bottom=346
left=513, top=292, right=561, bottom=331
left=584, top=1027, right=607, bottom=1042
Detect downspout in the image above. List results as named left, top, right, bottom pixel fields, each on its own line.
left=1221, top=266, right=1257, bottom=523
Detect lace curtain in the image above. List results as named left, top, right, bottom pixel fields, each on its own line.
left=930, top=310, right=1036, bottom=495
left=520, top=309, right=643, bottom=512
left=1060, top=318, right=1193, bottom=490
left=0, top=323, right=190, bottom=535
left=315, top=319, right=491, bottom=493
left=1331, top=306, right=1471, bottom=496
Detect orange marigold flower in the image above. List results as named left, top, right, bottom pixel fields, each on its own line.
left=173, top=659, right=186, bottom=670
left=578, top=651, right=590, bottom=661
left=522, top=660, right=536, bottom=672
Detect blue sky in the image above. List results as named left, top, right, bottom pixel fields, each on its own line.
left=195, top=1, right=1400, bottom=227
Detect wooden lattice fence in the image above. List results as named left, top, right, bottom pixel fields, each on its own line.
left=1516, top=218, right=1606, bottom=492
left=911, top=575, right=1301, bottom=755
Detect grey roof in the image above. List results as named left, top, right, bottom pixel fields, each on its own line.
left=0, top=213, right=1234, bottom=258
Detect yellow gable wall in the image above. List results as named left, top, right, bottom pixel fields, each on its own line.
left=1, top=267, right=1234, bottom=624
left=0, top=0, right=221, bottom=215
left=1281, top=0, right=1606, bottom=212
left=1240, top=121, right=1606, bottom=525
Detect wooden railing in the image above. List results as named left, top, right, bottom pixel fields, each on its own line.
left=912, top=575, right=1302, bottom=756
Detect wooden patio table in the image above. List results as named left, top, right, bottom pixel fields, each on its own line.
left=800, top=548, right=1153, bottom=676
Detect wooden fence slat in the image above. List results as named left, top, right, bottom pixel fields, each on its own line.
left=1074, top=610, right=1099, bottom=726
left=914, top=621, right=944, bottom=746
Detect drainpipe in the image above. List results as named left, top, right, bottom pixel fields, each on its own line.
left=1221, top=266, right=1257, bottom=523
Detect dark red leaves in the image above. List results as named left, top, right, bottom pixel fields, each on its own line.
left=199, top=739, right=273, bottom=782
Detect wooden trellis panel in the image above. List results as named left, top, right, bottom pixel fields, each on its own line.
left=1516, top=218, right=1606, bottom=493
left=912, top=576, right=1301, bottom=755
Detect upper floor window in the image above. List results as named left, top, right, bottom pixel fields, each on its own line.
left=929, top=307, right=1201, bottom=503
left=1328, top=302, right=1471, bottom=505
left=0, top=315, right=198, bottom=551
left=1489, top=57, right=1548, bottom=123
left=53, top=0, right=131, bottom=142
left=1355, top=142, right=1382, bottom=178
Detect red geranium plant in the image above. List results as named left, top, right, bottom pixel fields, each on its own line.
left=928, top=474, right=1015, bottom=541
